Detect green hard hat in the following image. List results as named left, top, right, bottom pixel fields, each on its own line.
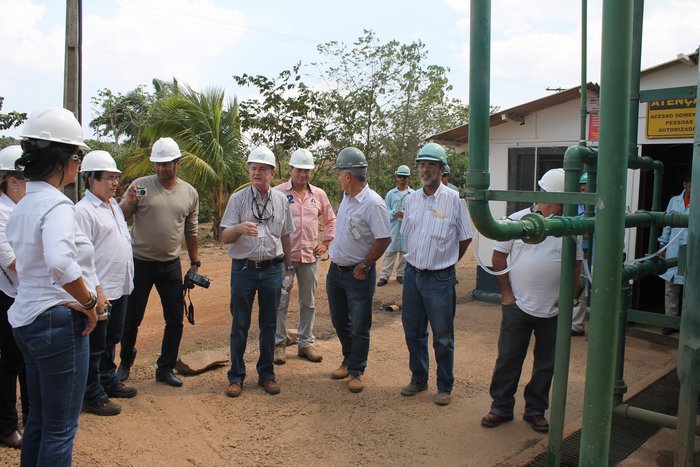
left=443, top=164, right=451, bottom=175
left=334, top=147, right=368, bottom=169
left=416, top=143, right=447, bottom=165
left=395, top=165, right=411, bottom=176
left=579, top=172, right=588, bottom=184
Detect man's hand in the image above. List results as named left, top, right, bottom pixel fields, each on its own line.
left=237, top=222, right=259, bottom=237
left=396, top=210, right=404, bottom=220
left=313, top=242, right=329, bottom=259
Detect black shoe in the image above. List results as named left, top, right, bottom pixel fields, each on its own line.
left=397, top=277, right=404, bottom=284
left=377, top=278, right=388, bottom=287
left=82, top=397, right=121, bottom=416
left=106, top=383, right=138, bottom=399
left=662, top=327, right=677, bottom=336
left=155, top=370, right=183, bottom=387
left=571, top=330, right=585, bottom=337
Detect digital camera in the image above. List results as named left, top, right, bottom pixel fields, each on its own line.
left=136, top=186, right=147, bottom=197
left=184, top=269, right=211, bottom=289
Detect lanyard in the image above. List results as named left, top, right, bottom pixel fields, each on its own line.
left=251, top=187, right=273, bottom=223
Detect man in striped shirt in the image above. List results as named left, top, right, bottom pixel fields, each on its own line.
left=399, top=143, right=473, bottom=406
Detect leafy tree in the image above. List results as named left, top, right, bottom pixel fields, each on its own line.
left=233, top=63, right=328, bottom=176
left=0, top=97, right=27, bottom=131
left=132, top=85, right=246, bottom=238
left=89, top=86, right=154, bottom=150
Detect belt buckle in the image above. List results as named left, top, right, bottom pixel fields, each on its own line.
left=254, top=261, right=263, bottom=269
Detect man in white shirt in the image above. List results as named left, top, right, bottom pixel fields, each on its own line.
left=77, top=151, right=136, bottom=416
left=481, top=168, right=582, bottom=433
left=377, top=165, right=413, bottom=287
left=220, top=146, right=295, bottom=398
left=399, top=143, right=472, bottom=406
left=326, top=147, right=391, bottom=394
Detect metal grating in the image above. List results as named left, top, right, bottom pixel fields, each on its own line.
left=526, top=369, right=681, bottom=466
left=626, top=327, right=679, bottom=347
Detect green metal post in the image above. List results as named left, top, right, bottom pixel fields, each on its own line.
left=579, top=0, right=634, bottom=464
left=579, top=0, right=588, bottom=146
left=627, top=0, right=644, bottom=162
left=614, top=281, right=631, bottom=405
left=675, top=47, right=700, bottom=466
left=545, top=165, right=581, bottom=466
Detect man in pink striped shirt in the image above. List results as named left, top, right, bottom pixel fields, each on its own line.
left=274, top=149, right=336, bottom=364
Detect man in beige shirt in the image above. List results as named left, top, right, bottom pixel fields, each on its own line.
left=117, top=137, right=200, bottom=388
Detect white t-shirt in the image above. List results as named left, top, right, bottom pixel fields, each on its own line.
left=493, top=207, right=583, bottom=318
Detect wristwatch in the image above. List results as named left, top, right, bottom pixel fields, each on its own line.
left=191, top=260, right=201, bottom=267
left=286, top=265, right=295, bottom=272
left=359, top=262, right=371, bottom=273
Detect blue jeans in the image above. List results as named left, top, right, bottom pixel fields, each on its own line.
left=488, top=303, right=557, bottom=418
left=85, top=295, right=128, bottom=401
left=13, top=306, right=89, bottom=467
left=326, top=263, right=375, bottom=376
left=121, top=259, right=184, bottom=371
left=227, top=260, right=281, bottom=384
left=401, top=264, right=456, bottom=393
left=0, top=291, right=27, bottom=435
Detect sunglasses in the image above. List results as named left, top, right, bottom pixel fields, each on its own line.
left=396, top=175, right=409, bottom=179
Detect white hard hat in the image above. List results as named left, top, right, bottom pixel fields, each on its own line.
left=20, top=107, right=90, bottom=150
left=538, top=168, right=565, bottom=193
left=80, top=150, right=121, bottom=173
left=247, top=146, right=276, bottom=167
left=150, top=137, right=181, bottom=162
left=289, top=149, right=314, bottom=169
left=0, top=145, right=23, bottom=171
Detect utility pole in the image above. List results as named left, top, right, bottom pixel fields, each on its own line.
left=63, top=0, right=82, bottom=201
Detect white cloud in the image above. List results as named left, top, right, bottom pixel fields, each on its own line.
left=83, top=0, right=247, bottom=91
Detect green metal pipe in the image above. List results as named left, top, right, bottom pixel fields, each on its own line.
left=647, top=160, right=665, bottom=255
left=627, top=309, right=681, bottom=329
left=614, top=282, right=631, bottom=405
left=579, top=0, right=588, bottom=146
left=627, top=0, right=644, bottom=162
left=579, top=0, right=634, bottom=464
left=613, top=404, right=700, bottom=434
left=546, top=163, right=582, bottom=466
left=622, top=256, right=677, bottom=281
left=675, top=46, right=700, bottom=466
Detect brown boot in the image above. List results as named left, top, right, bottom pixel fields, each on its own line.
left=298, top=345, right=323, bottom=362
left=348, top=375, right=364, bottom=393
left=274, top=344, right=286, bottom=365
left=331, top=363, right=349, bottom=379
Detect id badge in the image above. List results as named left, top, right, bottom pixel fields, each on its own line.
left=350, top=226, right=361, bottom=240
left=257, top=224, right=267, bottom=238
left=433, top=208, right=446, bottom=219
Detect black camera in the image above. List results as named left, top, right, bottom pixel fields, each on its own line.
left=184, top=269, right=211, bottom=289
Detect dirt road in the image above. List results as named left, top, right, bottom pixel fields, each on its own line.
left=0, top=244, right=676, bottom=466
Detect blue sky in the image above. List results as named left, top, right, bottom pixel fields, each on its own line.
left=1, top=0, right=698, bottom=140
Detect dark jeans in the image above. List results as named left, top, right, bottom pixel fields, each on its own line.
left=401, top=264, right=456, bottom=393
left=227, top=260, right=281, bottom=385
left=84, top=295, right=128, bottom=401
left=488, top=303, right=557, bottom=418
left=121, top=259, right=184, bottom=371
left=0, top=291, right=27, bottom=434
left=326, top=263, right=375, bottom=376
left=13, top=306, right=89, bottom=467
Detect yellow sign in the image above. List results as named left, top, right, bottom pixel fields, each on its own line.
left=646, top=98, right=696, bottom=138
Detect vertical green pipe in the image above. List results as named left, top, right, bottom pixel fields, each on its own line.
left=627, top=0, right=644, bottom=162
left=467, top=0, right=490, bottom=192
left=579, top=0, right=588, bottom=146
left=647, top=162, right=665, bottom=255
left=579, top=0, right=634, bottom=464
left=614, top=281, right=631, bottom=405
left=546, top=167, right=580, bottom=466
left=675, top=45, right=700, bottom=466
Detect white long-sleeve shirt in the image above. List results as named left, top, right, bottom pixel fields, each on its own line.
left=0, top=194, right=19, bottom=297
left=76, top=190, right=134, bottom=300
left=6, top=181, right=98, bottom=327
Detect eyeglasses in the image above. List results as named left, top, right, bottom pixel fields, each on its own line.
left=103, top=175, right=120, bottom=183
left=70, top=151, right=84, bottom=162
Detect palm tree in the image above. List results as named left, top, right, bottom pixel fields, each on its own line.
left=123, top=85, right=246, bottom=239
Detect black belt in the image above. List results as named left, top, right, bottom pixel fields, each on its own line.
left=408, top=263, right=454, bottom=273
left=332, top=262, right=357, bottom=272
left=236, top=257, right=284, bottom=269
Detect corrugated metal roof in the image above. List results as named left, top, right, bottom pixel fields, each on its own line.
left=429, top=83, right=600, bottom=146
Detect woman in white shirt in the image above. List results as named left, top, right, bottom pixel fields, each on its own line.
left=0, top=145, right=28, bottom=450
left=6, top=108, right=104, bottom=467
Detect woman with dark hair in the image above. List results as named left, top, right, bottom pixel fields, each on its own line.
left=6, top=107, right=106, bottom=467
left=0, top=145, right=28, bottom=449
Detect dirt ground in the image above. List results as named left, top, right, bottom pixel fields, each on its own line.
left=0, top=240, right=678, bottom=466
